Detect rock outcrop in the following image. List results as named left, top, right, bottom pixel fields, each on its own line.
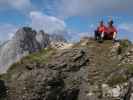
left=0, top=27, right=51, bottom=74
left=1, top=38, right=133, bottom=100
left=50, top=42, right=73, bottom=50
left=36, top=30, right=50, bottom=49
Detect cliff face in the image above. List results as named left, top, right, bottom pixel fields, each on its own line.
left=0, top=27, right=51, bottom=74
left=1, top=38, right=133, bottom=100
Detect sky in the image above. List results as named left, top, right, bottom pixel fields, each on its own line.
left=0, top=0, right=133, bottom=42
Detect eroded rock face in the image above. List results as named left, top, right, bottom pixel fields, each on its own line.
left=2, top=38, right=133, bottom=100
left=7, top=48, right=87, bottom=100
left=36, top=30, right=50, bottom=49
left=13, top=27, right=40, bottom=53
left=0, top=27, right=50, bottom=74
left=121, top=47, right=133, bottom=65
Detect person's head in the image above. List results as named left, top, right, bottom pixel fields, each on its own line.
left=99, top=20, right=104, bottom=26
left=108, top=20, right=114, bottom=27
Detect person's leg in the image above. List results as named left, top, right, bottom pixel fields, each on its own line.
left=113, top=32, right=117, bottom=42
left=103, top=32, right=107, bottom=40
left=100, top=32, right=105, bottom=42
left=95, top=32, right=103, bottom=43
left=94, top=30, right=99, bottom=40
left=94, top=30, right=104, bottom=43
left=109, top=32, right=117, bottom=43
left=101, top=32, right=104, bottom=39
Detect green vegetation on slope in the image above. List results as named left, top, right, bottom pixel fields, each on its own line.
left=0, top=47, right=56, bottom=80
left=21, top=47, right=56, bottom=64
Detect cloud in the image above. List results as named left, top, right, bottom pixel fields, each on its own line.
left=118, top=23, right=133, bottom=41
left=0, top=0, right=33, bottom=13
left=29, top=11, right=67, bottom=34
left=0, top=24, right=18, bottom=41
left=119, top=23, right=133, bottom=33
left=0, top=0, right=131, bottom=18
left=0, top=11, right=68, bottom=41
left=44, top=0, right=133, bottom=18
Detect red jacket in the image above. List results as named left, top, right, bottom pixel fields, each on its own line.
left=97, top=25, right=107, bottom=33
left=107, top=26, right=117, bottom=33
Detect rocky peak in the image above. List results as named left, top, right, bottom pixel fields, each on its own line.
left=13, top=27, right=40, bottom=53
left=14, top=27, right=36, bottom=40
left=0, top=27, right=51, bottom=74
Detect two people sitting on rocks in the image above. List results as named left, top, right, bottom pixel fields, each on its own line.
left=95, top=19, right=117, bottom=43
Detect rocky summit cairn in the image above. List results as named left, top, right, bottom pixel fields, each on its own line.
left=1, top=38, right=133, bottom=100
left=0, top=27, right=51, bottom=74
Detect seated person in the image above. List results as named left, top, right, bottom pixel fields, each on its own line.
left=94, top=21, right=107, bottom=41
left=104, top=20, right=117, bottom=42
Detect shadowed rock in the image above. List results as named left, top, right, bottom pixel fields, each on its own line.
left=0, top=80, right=7, bottom=99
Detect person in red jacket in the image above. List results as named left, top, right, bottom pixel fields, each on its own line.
left=105, top=20, right=117, bottom=42
left=94, top=20, right=107, bottom=42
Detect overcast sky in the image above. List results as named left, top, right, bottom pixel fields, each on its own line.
left=0, top=0, right=133, bottom=41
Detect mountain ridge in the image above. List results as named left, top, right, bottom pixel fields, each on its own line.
left=1, top=37, right=133, bottom=100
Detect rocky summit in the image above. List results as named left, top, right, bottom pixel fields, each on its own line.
left=0, top=37, right=133, bottom=100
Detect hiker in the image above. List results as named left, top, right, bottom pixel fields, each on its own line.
left=106, top=20, right=117, bottom=42
left=94, top=20, right=107, bottom=42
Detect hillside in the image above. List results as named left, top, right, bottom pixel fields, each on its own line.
left=0, top=38, right=133, bottom=100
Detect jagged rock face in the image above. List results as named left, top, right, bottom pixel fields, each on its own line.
left=7, top=48, right=87, bottom=100
left=1, top=38, right=133, bottom=100
left=36, top=30, right=50, bottom=49
left=13, top=27, right=40, bottom=53
left=120, top=47, right=133, bottom=65
left=7, top=68, right=80, bottom=100
left=0, top=27, right=50, bottom=74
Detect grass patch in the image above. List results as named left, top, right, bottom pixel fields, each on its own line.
left=108, top=64, right=133, bottom=87
left=107, top=74, right=127, bottom=87
left=22, top=47, right=56, bottom=64
left=1, top=47, right=56, bottom=80
left=121, top=64, right=133, bottom=74
left=0, top=74, right=5, bottom=80
left=119, top=39, right=132, bottom=54
left=120, top=39, right=131, bottom=48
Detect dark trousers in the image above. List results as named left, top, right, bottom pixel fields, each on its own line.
left=104, top=33, right=114, bottom=40
left=94, top=30, right=102, bottom=41
left=95, top=30, right=114, bottom=40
